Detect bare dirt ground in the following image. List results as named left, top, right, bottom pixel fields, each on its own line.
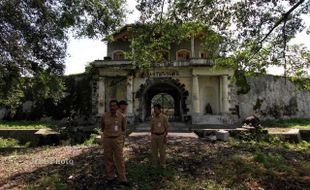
left=0, top=134, right=309, bottom=190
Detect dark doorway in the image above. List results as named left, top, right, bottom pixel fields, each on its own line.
left=151, top=93, right=175, bottom=118
left=144, top=83, right=182, bottom=121
left=136, top=78, right=189, bottom=122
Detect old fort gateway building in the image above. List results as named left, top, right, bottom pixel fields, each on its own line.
left=90, top=25, right=310, bottom=127
left=91, top=25, right=238, bottom=127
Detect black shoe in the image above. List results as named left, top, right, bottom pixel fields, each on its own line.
left=119, top=181, right=130, bottom=187
left=106, top=178, right=116, bottom=186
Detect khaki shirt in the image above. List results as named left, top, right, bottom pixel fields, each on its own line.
left=117, top=110, right=127, bottom=118
left=117, top=110, right=127, bottom=135
left=150, top=113, right=170, bottom=135
left=101, top=111, right=127, bottom=137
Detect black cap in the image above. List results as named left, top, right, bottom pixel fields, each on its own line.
left=118, top=100, right=128, bottom=106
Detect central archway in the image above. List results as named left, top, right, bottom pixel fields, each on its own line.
left=136, top=78, right=189, bottom=122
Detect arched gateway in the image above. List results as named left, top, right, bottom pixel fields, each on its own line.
left=135, top=78, right=189, bottom=122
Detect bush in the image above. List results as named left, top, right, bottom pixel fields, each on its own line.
left=0, top=137, right=30, bottom=148
left=83, top=133, right=98, bottom=145
left=83, top=128, right=101, bottom=145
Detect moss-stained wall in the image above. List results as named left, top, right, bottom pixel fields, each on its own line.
left=199, top=76, right=220, bottom=114
left=237, top=75, right=310, bottom=119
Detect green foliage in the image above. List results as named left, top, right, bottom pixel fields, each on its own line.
left=84, top=62, right=96, bottom=77
left=0, top=78, right=24, bottom=115
left=233, top=70, right=251, bottom=94
left=285, top=45, right=310, bottom=89
left=83, top=133, right=98, bottom=145
left=0, top=121, right=58, bottom=129
left=131, top=0, right=309, bottom=80
left=151, top=93, right=174, bottom=109
left=30, top=71, right=65, bottom=105
left=26, top=174, right=69, bottom=190
left=83, top=128, right=101, bottom=145
left=0, top=137, right=20, bottom=148
left=234, top=131, right=267, bottom=143
left=0, top=0, right=126, bottom=112
left=0, top=137, right=30, bottom=148
left=122, top=22, right=206, bottom=67
left=5, top=74, right=92, bottom=120
left=252, top=150, right=293, bottom=173
left=262, top=118, right=310, bottom=129
left=290, top=77, right=310, bottom=90
left=281, top=140, right=310, bottom=151
left=127, top=155, right=227, bottom=190
left=201, top=30, right=224, bottom=59
left=60, top=74, right=92, bottom=117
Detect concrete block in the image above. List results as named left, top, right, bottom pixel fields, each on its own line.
left=299, top=129, right=310, bottom=141
left=205, top=135, right=217, bottom=142
left=95, top=135, right=102, bottom=144
left=216, top=130, right=230, bottom=141
left=269, top=129, right=301, bottom=143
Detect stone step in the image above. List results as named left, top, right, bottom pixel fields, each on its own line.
left=268, top=128, right=301, bottom=143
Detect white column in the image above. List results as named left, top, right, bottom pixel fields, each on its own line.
left=191, top=36, right=195, bottom=58
left=222, top=75, right=229, bottom=113
left=98, top=77, right=105, bottom=115
left=219, top=76, right=223, bottom=113
left=126, top=75, right=134, bottom=116
left=192, top=74, right=200, bottom=114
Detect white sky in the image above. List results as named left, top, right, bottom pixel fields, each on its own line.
left=64, top=0, right=139, bottom=75
left=64, top=1, right=309, bottom=75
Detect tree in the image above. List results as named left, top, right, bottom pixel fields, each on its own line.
left=0, top=0, right=126, bottom=114
left=127, top=0, right=310, bottom=87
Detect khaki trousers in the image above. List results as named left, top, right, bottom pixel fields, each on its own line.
left=151, top=134, right=166, bottom=166
left=103, top=136, right=127, bottom=182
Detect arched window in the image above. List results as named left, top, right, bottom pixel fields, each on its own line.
left=112, top=50, right=126, bottom=60
left=176, top=49, right=190, bottom=61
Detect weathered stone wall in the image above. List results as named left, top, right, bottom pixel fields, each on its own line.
left=238, top=75, right=310, bottom=120
left=199, top=76, right=220, bottom=114
left=2, top=72, right=309, bottom=124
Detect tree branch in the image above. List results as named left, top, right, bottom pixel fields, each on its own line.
left=259, top=0, right=305, bottom=44
left=245, top=0, right=305, bottom=65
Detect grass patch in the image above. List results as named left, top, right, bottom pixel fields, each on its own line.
left=262, top=118, right=310, bottom=129
left=26, top=174, right=69, bottom=190
left=252, top=150, right=293, bottom=173
left=83, top=133, right=98, bottom=145
left=126, top=152, right=228, bottom=190
left=83, top=128, right=101, bottom=145
left=0, top=120, right=58, bottom=129
left=0, top=137, right=30, bottom=148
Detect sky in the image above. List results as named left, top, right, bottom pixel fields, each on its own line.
left=64, top=1, right=309, bottom=75
left=64, top=0, right=139, bottom=75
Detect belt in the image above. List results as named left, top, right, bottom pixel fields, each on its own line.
left=151, top=132, right=165, bottom=135
left=104, top=136, right=121, bottom=138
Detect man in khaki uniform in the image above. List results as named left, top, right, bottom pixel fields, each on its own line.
left=118, top=100, right=128, bottom=116
left=101, top=100, right=128, bottom=186
left=150, top=104, right=170, bottom=167
left=117, top=100, right=128, bottom=138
